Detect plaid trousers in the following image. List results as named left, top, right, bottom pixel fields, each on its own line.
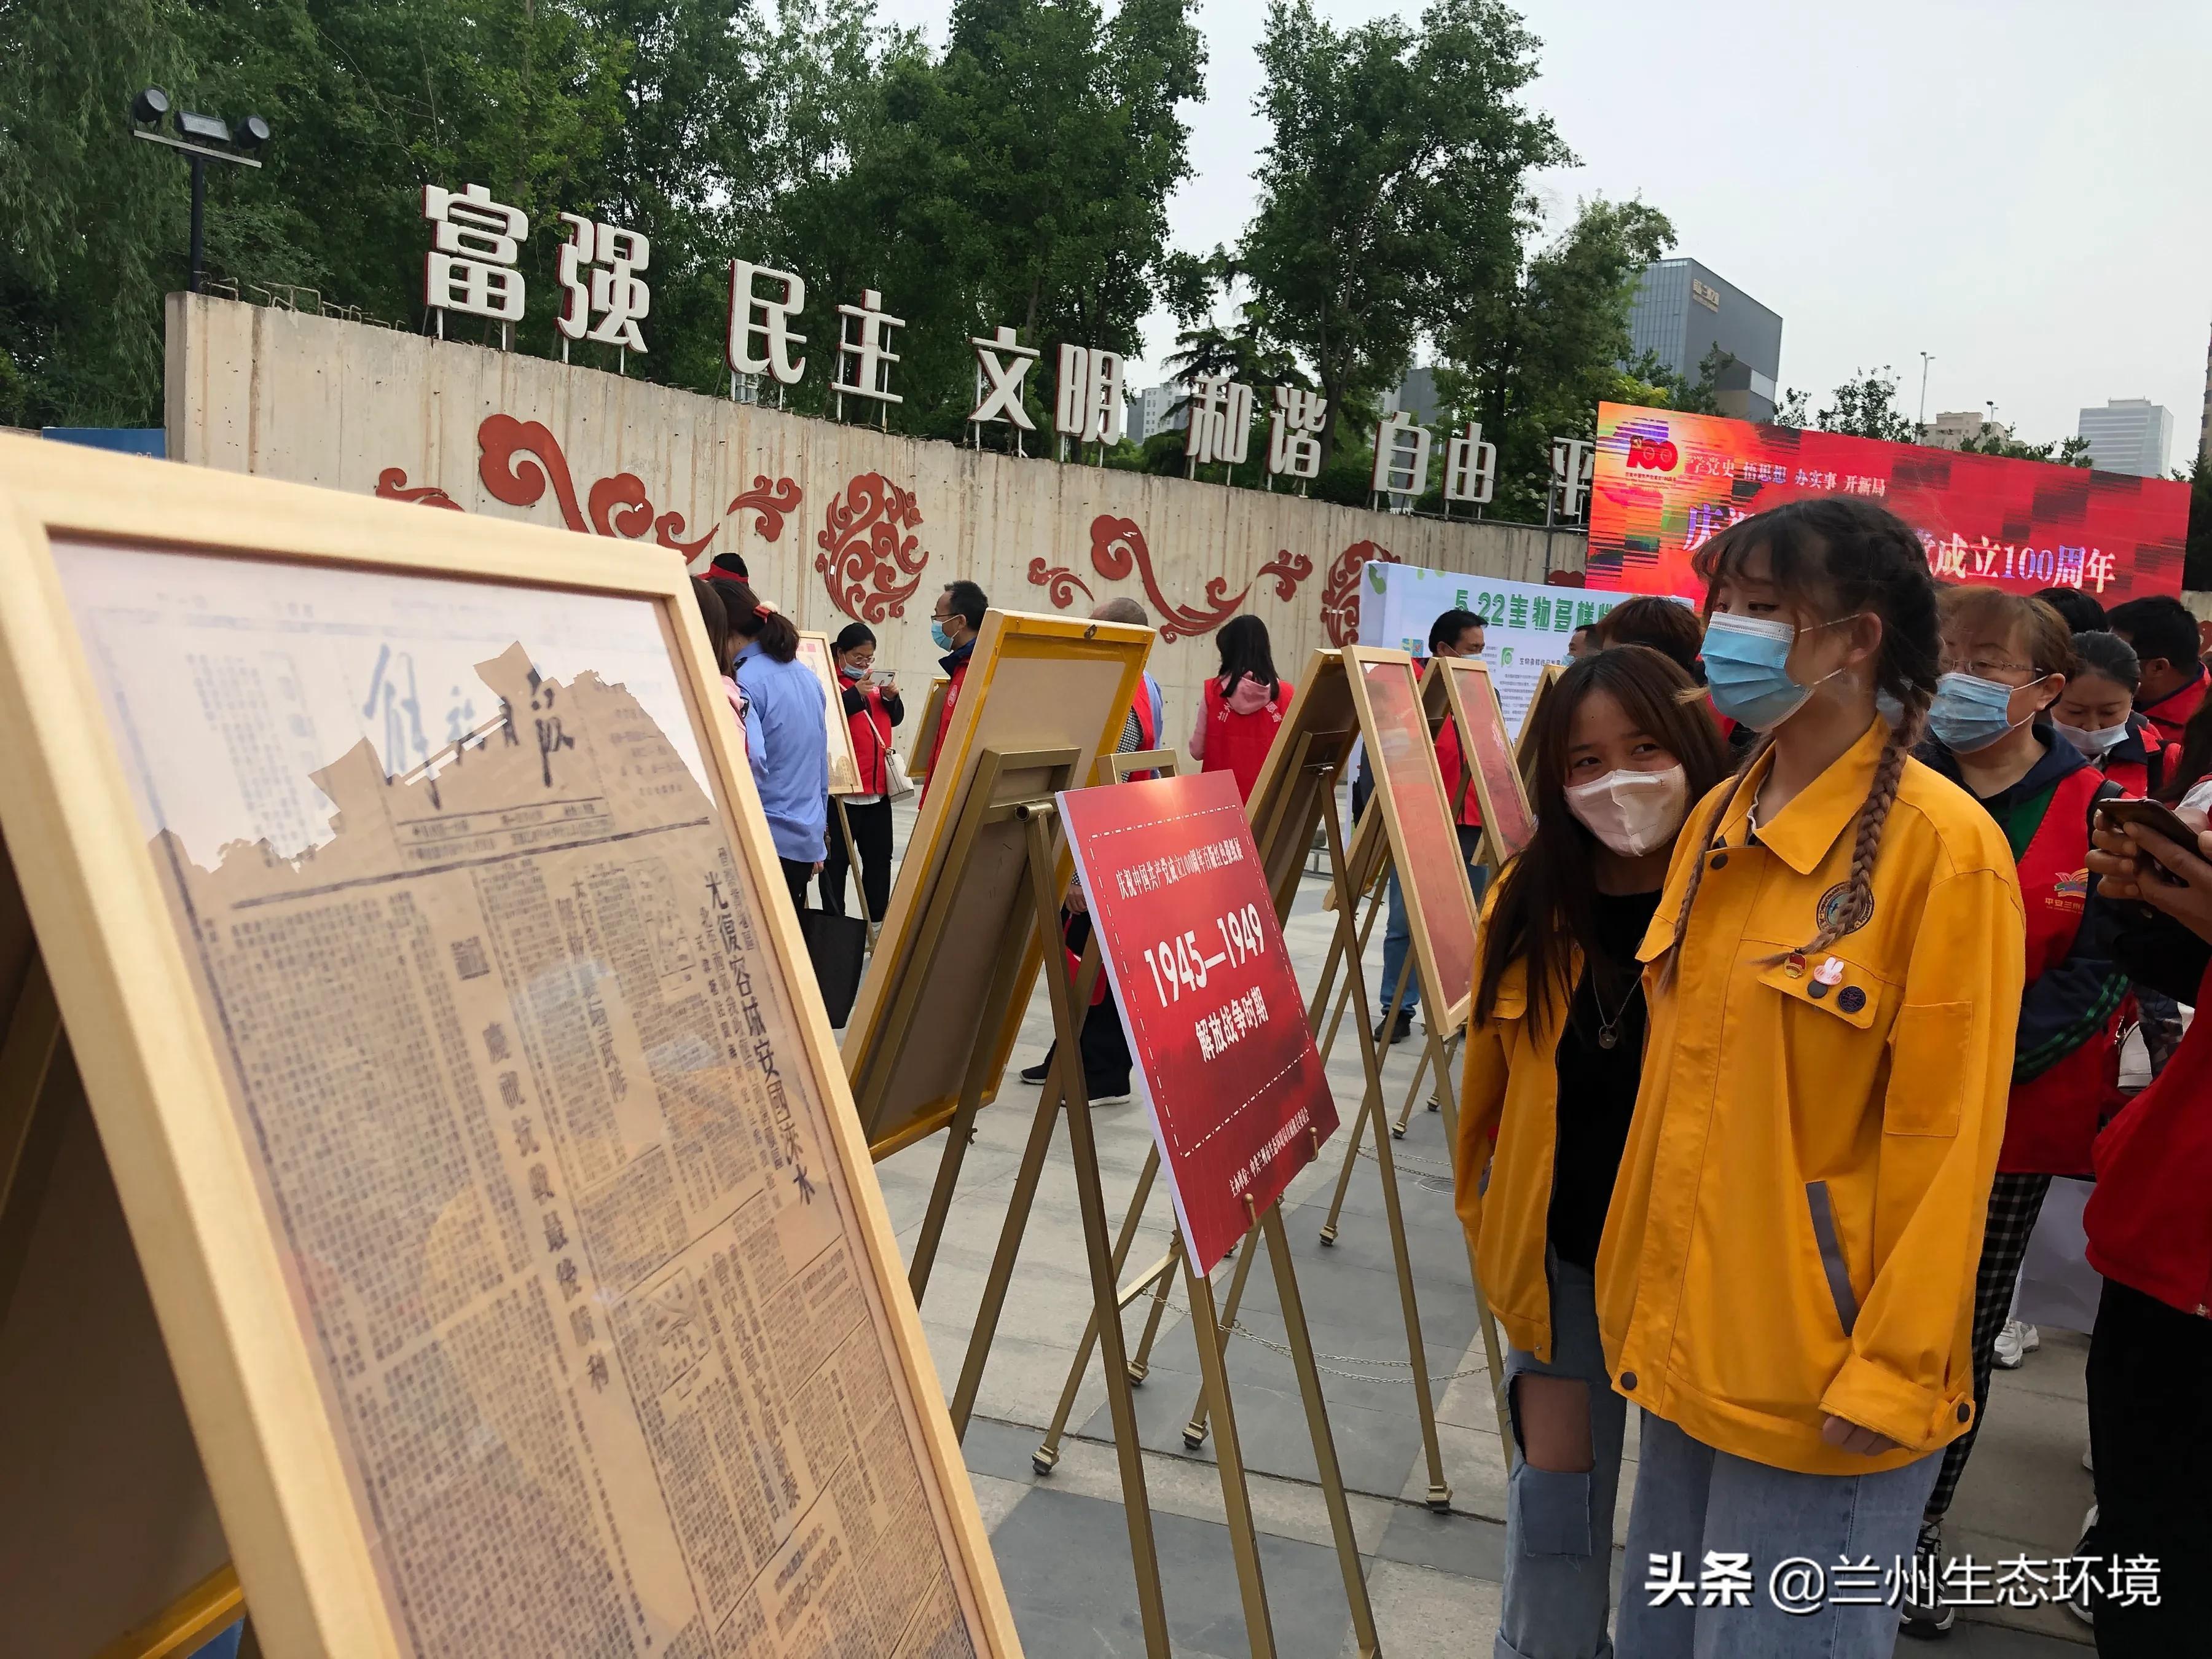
left=1927, top=1171, right=2052, bottom=1520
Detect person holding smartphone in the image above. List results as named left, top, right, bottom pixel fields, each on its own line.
left=824, top=622, right=903, bottom=924
left=2079, top=807, right=2212, bottom=1656
left=1903, top=588, right=2128, bottom=1637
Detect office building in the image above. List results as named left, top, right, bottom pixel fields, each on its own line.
left=1128, top=382, right=1186, bottom=445
left=2076, top=399, right=2172, bottom=477
left=1628, top=258, right=1784, bottom=422
left=1920, top=410, right=2002, bottom=452
left=1382, top=366, right=1445, bottom=428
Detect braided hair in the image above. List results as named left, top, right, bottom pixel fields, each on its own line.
left=1659, top=498, right=1940, bottom=985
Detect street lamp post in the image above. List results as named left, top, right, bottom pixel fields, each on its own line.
left=1917, top=351, right=1934, bottom=439
left=130, top=88, right=270, bottom=295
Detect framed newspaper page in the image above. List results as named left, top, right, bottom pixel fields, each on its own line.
left=841, top=610, right=1151, bottom=1156
left=1437, top=657, right=1537, bottom=865
left=796, top=630, right=865, bottom=798
left=1341, top=648, right=1480, bottom=1035
left=0, top=436, right=1019, bottom=1659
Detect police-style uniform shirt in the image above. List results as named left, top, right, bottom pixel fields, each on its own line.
left=1597, top=716, right=2026, bottom=1476
left=734, top=640, right=830, bottom=864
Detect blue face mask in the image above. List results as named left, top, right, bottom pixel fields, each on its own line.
left=1701, top=612, right=1841, bottom=732
left=1929, top=672, right=2026, bottom=753
left=930, top=619, right=955, bottom=652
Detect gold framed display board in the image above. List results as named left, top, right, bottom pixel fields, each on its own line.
left=1435, top=657, right=1537, bottom=867
left=796, top=629, right=865, bottom=798
left=0, top=436, right=1019, bottom=1659
left=842, top=611, right=1151, bottom=1156
left=1515, top=661, right=1563, bottom=794
left=907, top=675, right=951, bottom=777
left=1241, top=649, right=1364, bottom=919
left=1341, top=648, right=1480, bottom=1035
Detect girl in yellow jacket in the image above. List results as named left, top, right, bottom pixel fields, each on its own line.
left=1454, top=645, right=1729, bottom=1659
left=1599, top=498, right=2025, bottom=1659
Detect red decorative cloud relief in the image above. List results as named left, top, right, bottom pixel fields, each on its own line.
left=1321, top=539, right=1396, bottom=646
left=374, top=468, right=463, bottom=510
left=474, top=413, right=718, bottom=555
left=1088, top=516, right=1249, bottom=641
left=1253, top=548, right=1313, bottom=600
left=728, top=474, right=803, bottom=542
left=815, top=473, right=930, bottom=621
left=1026, top=557, right=1093, bottom=609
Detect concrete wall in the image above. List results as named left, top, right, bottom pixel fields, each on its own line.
left=167, top=294, right=1586, bottom=745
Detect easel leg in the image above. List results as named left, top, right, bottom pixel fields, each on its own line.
left=1021, top=810, right=1171, bottom=1653
left=1432, top=1078, right=1514, bottom=1461
left=1184, top=1235, right=1278, bottom=1658
left=1319, top=944, right=1413, bottom=1241
left=1128, top=1230, right=1183, bottom=1382
left=1033, top=1145, right=1164, bottom=1473
left=832, top=798, right=878, bottom=949
left=1313, top=875, right=1386, bottom=1068
left=906, top=940, right=1030, bottom=1306
left=948, top=1073, right=1066, bottom=1439
left=1322, top=802, right=1452, bottom=1512
left=1390, top=1024, right=1456, bottom=1139
left=1262, top=1204, right=1381, bottom=1656
left=1180, top=1214, right=1261, bottom=1448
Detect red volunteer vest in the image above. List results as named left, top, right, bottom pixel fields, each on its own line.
left=1124, top=683, right=1161, bottom=781
left=1199, top=675, right=1293, bottom=804
left=2002, top=765, right=2121, bottom=1175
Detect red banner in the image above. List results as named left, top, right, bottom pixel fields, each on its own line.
left=1585, top=402, right=2189, bottom=605
left=1059, top=771, right=1339, bottom=1274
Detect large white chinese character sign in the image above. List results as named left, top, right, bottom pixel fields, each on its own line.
left=835, top=288, right=906, bottom=422
left=968, top=325, right=1039, bottom=442
left=1444, top=421, right=1497, bottom=509
left=555, top=214, right=651, bottom=356
left=421, top=183, right=527, bottom=332
left=1371, top=412, right=1433, bottom=504
left=725, top=261, right=808, bottom=390
left=1266, top=386, right=1327, bottom=484
left=1551, top=437, right=1596, bottom=520
left=1184, top=375, right=1254, bottom=472
left=1054, top=345, right=1126, bottom=450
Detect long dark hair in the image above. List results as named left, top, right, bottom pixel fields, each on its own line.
left=1473, top=646, right=1728, bottom=1027
left=721, top=581, right=798, bottom=662
left=2160, top=696, right=2212, bottom=803
left=1662, top=498, right=1941, bottom=982
left=690, top=576, right=732, bottom=672
left=1214, top=614, right=1278, bottom=699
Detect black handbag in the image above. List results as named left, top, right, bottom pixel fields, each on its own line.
left=797, top=907, right=869, bottom=1027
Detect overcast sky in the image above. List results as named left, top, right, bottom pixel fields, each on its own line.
left=876, top=0, right=2211, bottom=464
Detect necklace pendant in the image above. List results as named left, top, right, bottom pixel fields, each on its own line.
left=1597, top=1026, right=1619, bottom=1051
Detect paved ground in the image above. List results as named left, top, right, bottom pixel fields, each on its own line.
left=865, top=799, right=2101, bottom=1656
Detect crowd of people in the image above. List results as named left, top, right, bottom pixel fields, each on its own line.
left=694, top=509, right=2207, bottom=1659
left=1450, top=497, right=2208, bottom=1659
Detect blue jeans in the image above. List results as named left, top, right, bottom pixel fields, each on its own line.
left=1377, top=825, right=1486, bottom=1021
left=1616, top=1413, right=1939, bottom=1659
left=1497, top=1255, right=1626, bottom=1659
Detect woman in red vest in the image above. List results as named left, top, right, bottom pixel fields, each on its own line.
left=1904, top=587, right=2128, bottom=1636
left=2053, top=629, right=2177, bottom=799
left=2080, top=809, right=2212, bottom=1655
left=823, top=622, right=903, bottom=923
left=1190, top=614, right=1292, bottom=803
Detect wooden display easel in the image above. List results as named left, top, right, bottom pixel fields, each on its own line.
left=1252, top=654, right=1514, bottom=1470
left=868, top=745, right=1376, bottom=1657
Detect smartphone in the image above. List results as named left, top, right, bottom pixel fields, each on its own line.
left=2096, top=798, right=2198, bottom=885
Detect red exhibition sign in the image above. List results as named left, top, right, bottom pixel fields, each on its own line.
left=1585, top=401, right=2190, bottom=605
left=1059, top=771, right=1339, bottom=1275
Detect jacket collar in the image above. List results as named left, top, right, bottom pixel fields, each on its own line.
left=1718, top=715, right=1892, bottom=876
left=938, top=639, right=975, bottom=676
left=1916, top=720, right=2090, bottom=812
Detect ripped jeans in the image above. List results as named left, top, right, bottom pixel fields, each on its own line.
left=1497, top=1252, right=1626, bottom=1659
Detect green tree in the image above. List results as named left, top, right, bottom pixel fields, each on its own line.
left=1440, top=195, right=1673, bottom=518
left=1770, top=386, right=1810, bottom=428
left=1239, top=0, right=1564, bottom=467
left=1815, top=366, right=1916, bottom=442
left=1955, top=427, right=2093, bottom=467
left=2181, top=454, right=2212, bottom=590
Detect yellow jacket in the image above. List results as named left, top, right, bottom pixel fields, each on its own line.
left=1596, top=717, right=2025, bottom=1476
left=1453, top=894, right=1586, bottom=1364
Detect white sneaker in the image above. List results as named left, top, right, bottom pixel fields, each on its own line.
left=1993, top=1319, right=2039, bottom=1369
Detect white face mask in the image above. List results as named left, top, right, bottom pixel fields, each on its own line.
left=2053, top=719, right=2128, bottom=756
left=1564, top=764, right=1689, bottom=857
